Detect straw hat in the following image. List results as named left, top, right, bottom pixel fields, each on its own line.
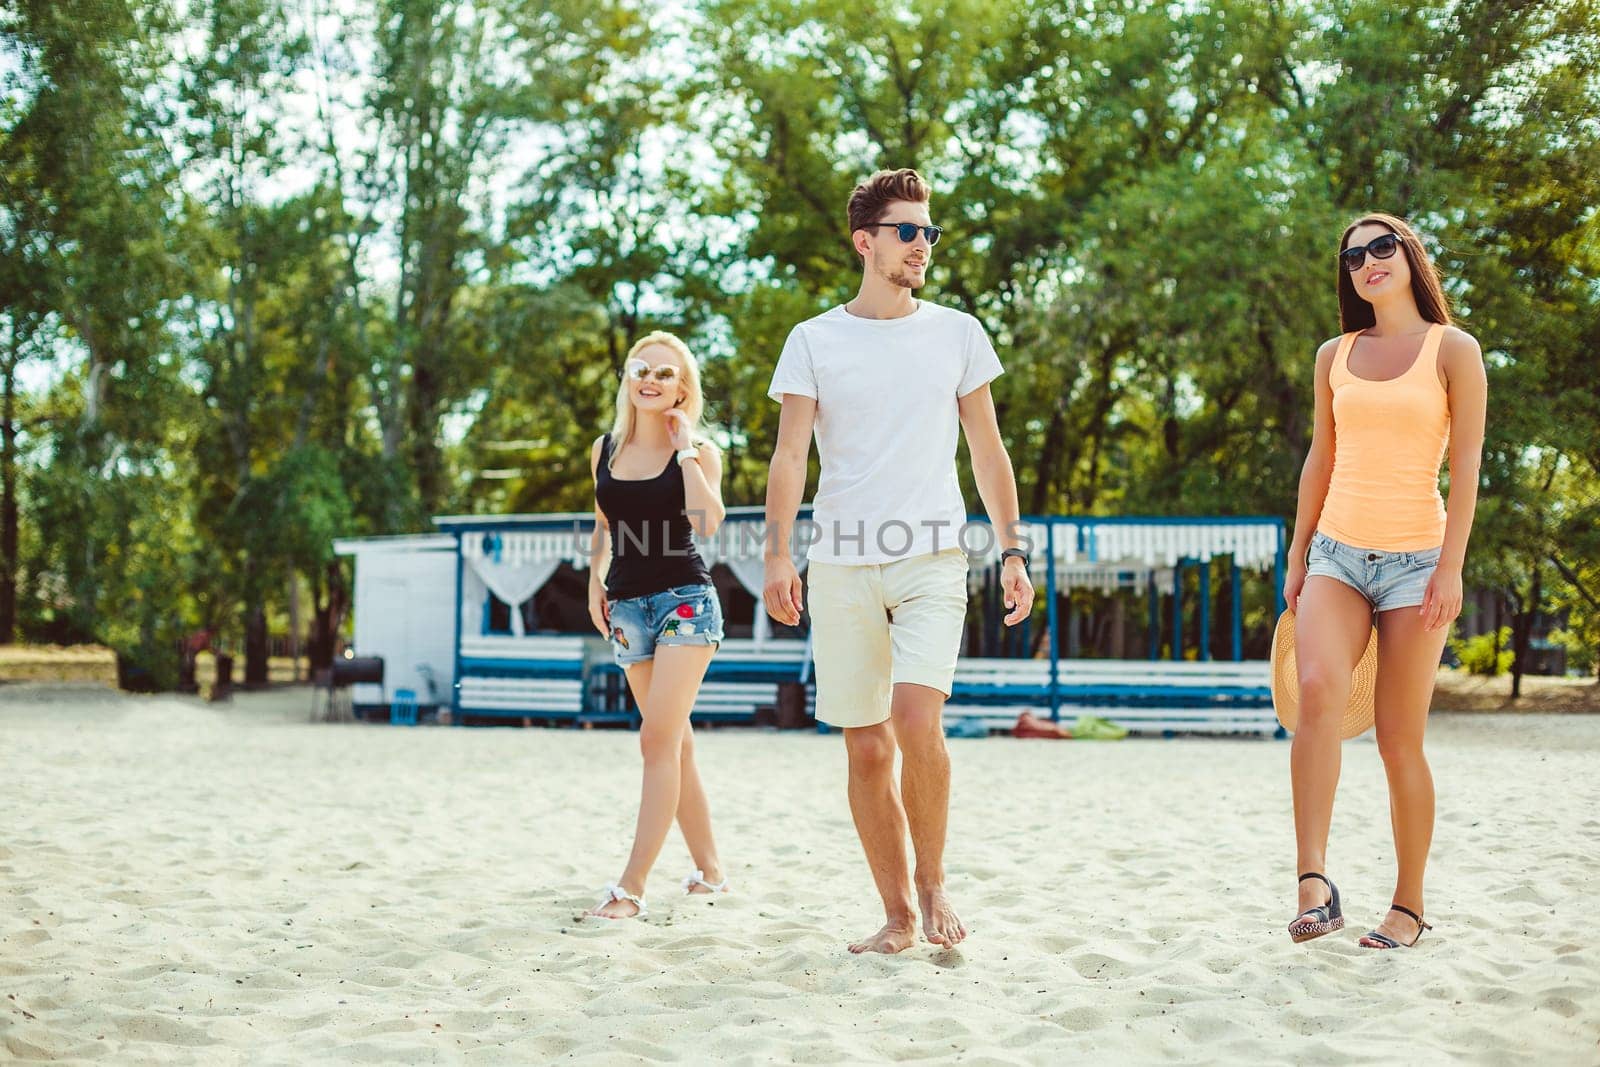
left=1270, top=610, right=1378, bottom=738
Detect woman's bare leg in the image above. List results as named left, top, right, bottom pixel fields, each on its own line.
left=674, top=724, right=726, bottom=890
left=1290, top=576, right=1373, bottom=916
left=588, top=646, right=715, bottom=918
left=1361, top=605, right=1449, bottom=946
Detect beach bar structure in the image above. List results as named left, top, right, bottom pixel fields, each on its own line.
left=333, top=508, right=1286, bottom=735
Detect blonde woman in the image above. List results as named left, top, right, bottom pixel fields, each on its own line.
left=585, top=331, right=730, bottom=919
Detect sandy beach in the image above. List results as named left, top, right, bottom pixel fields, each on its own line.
left=3, top=684, right=1597, bottom=1065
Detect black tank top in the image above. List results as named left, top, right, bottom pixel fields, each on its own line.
left=595, top=433, right=713, bottom=601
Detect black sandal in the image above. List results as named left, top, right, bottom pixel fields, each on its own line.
left=1287, top=872, right=1344, bottom=943
left=1359, top=904, right=1432, bottom=949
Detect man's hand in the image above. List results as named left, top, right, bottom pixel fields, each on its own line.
left=763, top=556, right=804, bottom=626
left=1002, top=556, right=1034, bottom=626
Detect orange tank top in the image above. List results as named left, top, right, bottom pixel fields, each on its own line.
left=1316, top=324, right=1450, bottom=551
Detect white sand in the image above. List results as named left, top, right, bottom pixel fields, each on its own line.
left=2, top=683, right=1597, bottom=1065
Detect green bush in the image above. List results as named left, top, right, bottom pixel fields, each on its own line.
left=1548, top=628, right=1597, bottom=676
left=1450, top=627, right=1514, bottom=676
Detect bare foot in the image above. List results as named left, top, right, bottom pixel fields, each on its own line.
left=918, top=885, right=967, bottom=948
left=847, top=919, right=917, bottom=955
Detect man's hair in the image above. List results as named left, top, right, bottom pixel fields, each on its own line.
left=847, top=168, right=931, bottom=235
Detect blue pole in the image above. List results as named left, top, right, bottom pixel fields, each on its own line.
left=1231, top=562, right=1243, bottom=661
left=1147, top=571, right=1159, bottom=660
left=1198, top=559, right=1212, bottom=661
left=979, top=563, right=992, bottom=655
left=1171, top=561, right=1184, bottom=661
left=450, top=531, right=464, bottom=726
left=1046, top=523, right=1060, bottom=722
left=1274, top=520, right=1288, bottom=615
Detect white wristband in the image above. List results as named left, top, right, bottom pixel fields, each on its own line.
left=675, top=447, right=700, bottom=466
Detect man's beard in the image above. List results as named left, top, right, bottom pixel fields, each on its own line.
left=878, top=258, right=925, bottom=290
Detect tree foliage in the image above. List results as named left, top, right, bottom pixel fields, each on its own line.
left=1, top=0, right=1595, bottom=683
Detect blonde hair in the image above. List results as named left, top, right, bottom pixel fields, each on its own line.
left=607, top=331, right=718, bottom=469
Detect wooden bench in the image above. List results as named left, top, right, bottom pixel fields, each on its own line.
left=454, top=635, right=816, bottom=725
left=456, top=635, right=589, bottom=721
left=702, top=638, right=810, bottom=683
left=947, top=657, right=1277, bottom=736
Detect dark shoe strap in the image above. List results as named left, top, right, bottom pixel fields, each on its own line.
left=1389, top=904, right=1426, bottom=926
left=1363, top=930, right=1401, bottom=949
left=1298, top=872, right=1331, bottom=889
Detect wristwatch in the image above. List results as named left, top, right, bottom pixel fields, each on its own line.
left=1000, top=547, right=1030, bottom=568
left=675, top=447, right=700, bottom=466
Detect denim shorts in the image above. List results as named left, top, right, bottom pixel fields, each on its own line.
left=605, top=583, right=725, bottom=667
left=1305, top=531, right=1442, bottom=613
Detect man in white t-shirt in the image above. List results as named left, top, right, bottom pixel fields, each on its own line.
left=763, top=168, right=1034, bottom=955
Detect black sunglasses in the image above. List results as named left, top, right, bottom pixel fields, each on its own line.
left=865, top=222, right=943, bottom=246
left=1340, top=232, right=1403, bottom=272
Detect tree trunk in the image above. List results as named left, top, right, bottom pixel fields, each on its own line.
left=244, top=600, right=270, bottom=686
left=1510, top=565, right=1541, bottom=699
left=1, top=325, right=17, bottom=644
left=1489, top=592, right=1502, bottom=676
left=287, top=573, right=302, bottom=683
left=308, top=558, right=347, bottom=672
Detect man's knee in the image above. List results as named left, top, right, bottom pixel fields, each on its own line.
left=891, top=690, right=946, bottom=749
left=845, top=725, right=897, bottom=777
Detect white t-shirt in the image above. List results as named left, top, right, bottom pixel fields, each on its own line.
left=767, top=300, right=1004, bottom=565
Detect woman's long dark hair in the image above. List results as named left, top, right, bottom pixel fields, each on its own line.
left=1337, top=213, right=1453, bottom=332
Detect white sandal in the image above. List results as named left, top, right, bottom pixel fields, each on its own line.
left=682, top=869, right=731, bottom=895
left=588, top=884, right=647, bottom=919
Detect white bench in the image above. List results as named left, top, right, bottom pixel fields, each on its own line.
left=454, top=635, right=815, bottom=724
left=459, top=634, right=587, bottom=664
left=457, top=675, right=585, bottom=717
left=946, top=657, right=1277, bottom=736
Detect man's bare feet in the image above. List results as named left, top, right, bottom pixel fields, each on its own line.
left=918, top=885, right=967, bottom=947
left=847, top=918, right=917, bottom=955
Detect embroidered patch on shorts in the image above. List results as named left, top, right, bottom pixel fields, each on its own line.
left=662, top=618, right=680, bottom=637
left=679, top=622, right=695, bottom=636
left=676, top=603, right=697, bottom=619
left=611, top=627, right=629, bottom=650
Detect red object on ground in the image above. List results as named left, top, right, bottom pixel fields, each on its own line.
left=1013, top=711, right=1073, bottom=739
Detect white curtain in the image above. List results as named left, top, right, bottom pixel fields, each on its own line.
left=724, top=556, right=808, bottom=647
left=464, top=556, right=563, bottom=637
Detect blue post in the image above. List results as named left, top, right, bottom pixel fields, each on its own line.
left=985, top=563, right=998, bottom=655
left=1198, top=558, right=1212, bottom=662
left=1171, top=561, right=1184, bottom=661
left=1230, top=562, right=1243, bottom=661
left=1147, top=571, right=1160, bottom=660
left=1274, top=520, right=1289, bottom=615
left=450, top=531, right=464, bottom=726
left=1046, top=523, right=1060, bottom=722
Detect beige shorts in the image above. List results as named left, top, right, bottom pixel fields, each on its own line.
left=807, top=548, right=970, bottom=729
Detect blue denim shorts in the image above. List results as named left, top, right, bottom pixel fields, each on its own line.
left=1305, top=531, right=1442, bottom=613
left=605, top=583, right=725, bottom=667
